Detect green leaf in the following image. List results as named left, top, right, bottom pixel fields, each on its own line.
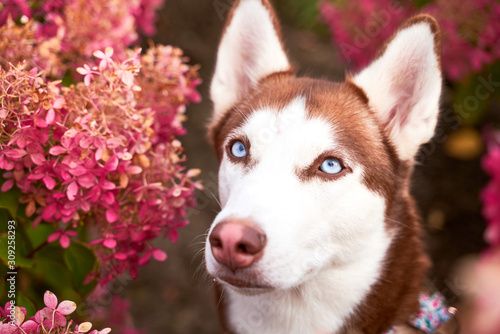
left=17, top=293, right=36, bottom=318
left=25, top=223, right=54, bottom=250
left=0, top=261, right=6, bottom=300
left=0, top=187, right=21, bottom=218
left=0, top=209, right=11, bottom=233
left=64, top=241, right=98, bottom=295
left=413, top=0, right=435, bottom=9
left=30, top=244, right=74, bottom=291
left=0, top=233, right=34, bottom=268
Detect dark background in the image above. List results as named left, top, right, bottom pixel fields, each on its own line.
left=123, top=0, right=495, bottom=333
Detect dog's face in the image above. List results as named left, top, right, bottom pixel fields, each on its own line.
left=206, top=80, right=396, bottom=290
left=205, top=0, right=441, bottom=294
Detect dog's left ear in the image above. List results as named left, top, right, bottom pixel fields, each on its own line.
left=353, top=15, right=442, bottom=161
left=210, top=0, right=292, bottom=125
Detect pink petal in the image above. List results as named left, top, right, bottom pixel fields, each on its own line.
left=67, top=182, right=78, bottom=201
left=77, top=174, right=96, bottom=188
left=32, top=216, right=42, bottom=229
left=69, top=165, right=88, bottom=176
left=100, top=180, right=116, bottom=190
left=34, top=310, right=44, bottom=323
left=93, top=50, right=106, bottom=59
left=79, top=137, right=94, bottom=149
left=21, top=319, right=38, bottom=331
left=46, top=108, right=55, bottom=124
left=1, top=179, right=15, bottom=192
left=121, top=71, right=134, bottom=87
left=49, top=146, right=66, bottom=156
left=36, top=118, right=48, bottom=128
left=168, top=229, right=179, bottom=243
left=53, top=97, right=65, bottom=109
left=42, top=203, right=57, bottom=220
left=47, top=232, right=61, bottom=243
left=105, top=209, right=118, bottom=223
left=5, top=149, right=27, bottom=159
left=105, top=47, right=114, bottom=57
left=106, top=137, right=123, bottom=149
left=53, top=311, right=67, bottom=326
left=2, top=323, right=16, bottom=333
left=84, top=75, right=92, bottom=86
left=76, top=67, right=89, bottom=75
left=104, top=155, right=119, bottom=172
left=114, top=253, right=127, bottom=260
left=102, top=192, right=115, bottom=205
left=56, top=301, right=76, bottom=315
left=103, top=238, right=117, bottom=248
left=41, top=307, right=53, bottom=319
left=59, top=234, right=70, bottom=248
left=152, top=249, right=167, bottom=261
left=31, top=153, right=46, bottom=165
left=43, top=175, right=56, bottom=190
left=44, top=291, right=58, bottom=309
left=127, top=166, right=142, bottom=174
left=138, top=251, right=152, bottom=266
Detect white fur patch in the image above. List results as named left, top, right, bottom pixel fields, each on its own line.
left=353, top=22, right=441, bottom=161
left=210, top=0, right=291, bottom=124
left=206, top=98, right=391, bottom=333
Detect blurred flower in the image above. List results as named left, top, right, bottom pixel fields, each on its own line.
left=0, top=291, right=112, bottom=334
left=481, top=129, right=500, bottom=247
left=319, top=0, right=500, bottom=80
left=461, top=249, right=500, bottom=334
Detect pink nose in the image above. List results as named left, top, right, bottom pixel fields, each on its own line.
left=209, top=220, right=267, bottom=272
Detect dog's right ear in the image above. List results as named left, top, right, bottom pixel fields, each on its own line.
left=210, top=0, right=292, bottom=124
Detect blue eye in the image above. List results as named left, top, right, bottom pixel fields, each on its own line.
left=319, top=158, right=342, bottom=174
left=230, top=141, right=247, bottom=158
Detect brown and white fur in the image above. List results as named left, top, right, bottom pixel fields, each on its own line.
left=204, top=0, right=442, bottom=333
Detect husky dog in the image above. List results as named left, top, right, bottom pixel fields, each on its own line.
left=205, top=0, right=446, bottom=333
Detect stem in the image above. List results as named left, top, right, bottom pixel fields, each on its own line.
left=26, top=241, right=48, bottom=258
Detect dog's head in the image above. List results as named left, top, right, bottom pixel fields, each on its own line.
left=205, top=0, right=441, bottom=293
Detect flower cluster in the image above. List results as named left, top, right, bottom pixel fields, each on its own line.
left=0, top=291, right=111, bottom=334
left=0, top=0, right=166, bottom=76
left=319, top=0, right=412, bottom=70
left=319, top=0, right=500, bottom=80
left=481, top=129, right=500, bottom=248
left=0, top=45, right=202, bottom=283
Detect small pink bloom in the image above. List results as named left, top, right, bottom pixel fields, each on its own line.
left=76, top=64, right=95, bottom=86
left=93, top=47, right=114, bottom=71
left=47, top=230, right=78, bottom=249
left=103, top=238, right=117, bottom=248
left=105, top=209, right=118, bottom=223
left=67, top=181, right=78, bottom=201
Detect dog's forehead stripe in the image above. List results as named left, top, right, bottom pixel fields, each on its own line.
left=239, top=96, right=339, bottom=167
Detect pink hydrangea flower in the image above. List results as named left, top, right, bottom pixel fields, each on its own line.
left=319, top=0, right=500, bottom=80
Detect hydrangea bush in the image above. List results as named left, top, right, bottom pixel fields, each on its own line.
left=319, top=0, right=500, bottom=125
left=319, top=0, right=500, bottom=80
left=0, top=0, right=201, bottom=331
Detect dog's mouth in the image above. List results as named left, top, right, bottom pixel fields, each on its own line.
left=217, top=275, right=273, bottom=291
